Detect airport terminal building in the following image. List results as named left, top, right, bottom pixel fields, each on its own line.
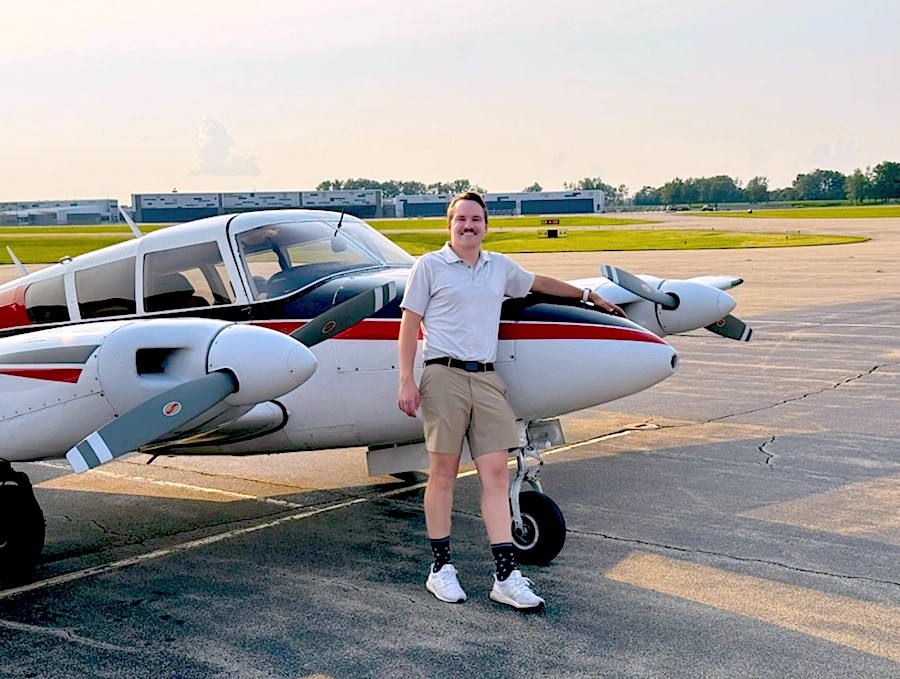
left=394, top=190, right=605, bottom=218
left=132, top=190, right=383, bottom=223
left=0, top=199, right=119, bottom=226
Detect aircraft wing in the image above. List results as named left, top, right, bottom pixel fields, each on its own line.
left=685, top=275, right=744, bottom=290
left=566, top=276, right=643, bottom=306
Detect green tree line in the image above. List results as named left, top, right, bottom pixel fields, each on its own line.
left=318, top=160, right=900, bottom=205
left=317, top=178, right=486, bottom=197
left=633, top=161, right=900, bottom=205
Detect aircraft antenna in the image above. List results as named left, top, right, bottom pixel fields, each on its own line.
left=6, top=246, right=28, bottom=276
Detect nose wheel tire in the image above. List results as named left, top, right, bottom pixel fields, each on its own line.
left=511, top=491, right=566, bottom=565
left=0, top=463, right=45, bottom=583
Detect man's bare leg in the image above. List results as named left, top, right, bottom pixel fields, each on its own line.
left=424, top=451, right=462, bottom=539
left=473, top=450, right=512, bottom=544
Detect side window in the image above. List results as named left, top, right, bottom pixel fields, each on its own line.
left=25, top=276, right=70, bottom=324
left=143, top=242, right=235, bottom=313
left=76, top=258, right=137, bottom=319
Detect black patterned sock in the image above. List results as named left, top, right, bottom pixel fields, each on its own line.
left=491, top=543, right=517, bottom=581
left=431, top=536, right=452, bottom=573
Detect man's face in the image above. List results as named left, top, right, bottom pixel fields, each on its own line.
left=448, top=199, right=487, bottom=248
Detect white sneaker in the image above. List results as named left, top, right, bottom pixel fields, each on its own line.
left=490, top=569, right=545, bottom=610
left=426, top=564, right=467, bottom=603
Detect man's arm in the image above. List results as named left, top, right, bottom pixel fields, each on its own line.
left=531, top=274, right=627, bottom=317
left=397, top=309, right=424, bottom=417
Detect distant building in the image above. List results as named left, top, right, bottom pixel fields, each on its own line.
left=394, top=190, right=605, bottom=218
left=132, top=190, right=383, bottom=223
left=0, top=199, right=119, bottom=226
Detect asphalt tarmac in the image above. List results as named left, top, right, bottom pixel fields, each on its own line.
left=1, top=213, right=899, bottom=678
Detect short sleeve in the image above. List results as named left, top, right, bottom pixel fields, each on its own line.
left=400, top=256, right=432, bottom=316
left=500, top=254, right=535, bottom=299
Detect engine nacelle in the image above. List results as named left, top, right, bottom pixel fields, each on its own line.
left=0, top=318, right=317, bottom=461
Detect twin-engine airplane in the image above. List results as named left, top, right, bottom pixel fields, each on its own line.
left=0, top=209, right=752, bottom=579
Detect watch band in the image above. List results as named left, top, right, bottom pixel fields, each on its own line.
left=581, top=287, right=591, bottom=304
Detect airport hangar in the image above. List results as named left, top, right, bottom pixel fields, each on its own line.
left=0, top=199, right=119, bottom=226
left=395, top=190, right=606, bottom=218
left=132, top=190, right=385, bottom=223
left=132, top=189, right=607, bottom=223
left=0, top=190, right=606, bottom=226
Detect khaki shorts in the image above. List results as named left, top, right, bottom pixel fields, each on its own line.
left=419, top=364, right=520, bottom=458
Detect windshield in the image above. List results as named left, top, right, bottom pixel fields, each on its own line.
left=235, top=216, right=414, bottom=300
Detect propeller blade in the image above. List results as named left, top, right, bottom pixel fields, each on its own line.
left=119, top=206, right=144, bottom=238
left=66, top=371, right=236, bottom=473
left=600, top=264, right=678, bottom=309
left=291, top=281, right=397, bottom=348
left=705, top=314, right=753, bottom=341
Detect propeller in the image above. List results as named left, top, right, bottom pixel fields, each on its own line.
left=601, top=264, right=753, bottom=341
left=66, top=281, right=399, bottom=473
left=600, top=264, right=678, bottom=309
left=67, top=371, right=236, bottom=473
left=705, top=314, right=753, bottom=342
left=291, top=281, right=396, bottom=347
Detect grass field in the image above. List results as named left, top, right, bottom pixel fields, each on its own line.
left=369, top=215, right=654, bottom=230
left=386, top=230, right=866, bottom=256
left=0, top=225, right=171, bottom=235
left=693, top=206, right=900, bottom=219
left=0, top=236, right=132, bottom=263
left=0, top=224, right=868, bottom=264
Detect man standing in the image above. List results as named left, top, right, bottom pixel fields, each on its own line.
left=397, top=192, right=624, bottom=610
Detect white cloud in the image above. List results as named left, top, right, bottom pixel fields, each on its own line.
left=189, top=117, right=260, bottom=177
left=807, top=139, right=858, bottom=172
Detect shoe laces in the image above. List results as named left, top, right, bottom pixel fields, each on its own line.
left=503, top=570, right=535, bottom=594
left=434, top=565, right=459, bottom=586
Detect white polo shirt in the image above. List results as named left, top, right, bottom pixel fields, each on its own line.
left=401, top=243, right=535, bottom=363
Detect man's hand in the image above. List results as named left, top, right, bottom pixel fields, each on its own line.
left=588, top=291, right=627, bottom=318
left=398, top=379, right=420, bottom=418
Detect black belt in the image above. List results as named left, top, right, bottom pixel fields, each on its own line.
left=424, top=357, right=494, bottom=372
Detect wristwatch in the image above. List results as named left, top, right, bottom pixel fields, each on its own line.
left=581, top=287, right=591, bottom=304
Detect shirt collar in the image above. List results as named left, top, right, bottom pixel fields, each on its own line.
left=439, top=242, right=492, bottom=264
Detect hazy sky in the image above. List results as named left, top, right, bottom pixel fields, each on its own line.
left=2, top=0, right=897, bottom=203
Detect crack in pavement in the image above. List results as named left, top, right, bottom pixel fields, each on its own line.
left=648, top=363, right=892, bottom=431
left=0, top=618, right=141, bottom=652
left=759, top=436, right=776, bottom=465
left=568, top=528, right=900, bottom=589
left=89, top=519, right=145, bottom=544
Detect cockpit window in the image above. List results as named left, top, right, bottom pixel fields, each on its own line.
left=235, top=217, right=414, bottom=300
left=143, top=241, right=235, bottom=313
left=76, top=258, right=137, bottom=319
left=25, top=275, right=69, bottom=324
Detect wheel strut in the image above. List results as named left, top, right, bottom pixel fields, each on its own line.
left=510, top=443, right=545, bottom=533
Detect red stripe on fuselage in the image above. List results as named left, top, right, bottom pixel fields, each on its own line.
left=0, top=368, right=82, bottom=383
left=255, top=319, right=666, bottom=344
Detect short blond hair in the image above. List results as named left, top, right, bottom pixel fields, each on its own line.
left=447, top=191, right=488, bottom=225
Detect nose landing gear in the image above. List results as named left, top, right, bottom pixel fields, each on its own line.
left=510, top=431, right=566, bottom=565
left=0, top=460, right=45, bottom=582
